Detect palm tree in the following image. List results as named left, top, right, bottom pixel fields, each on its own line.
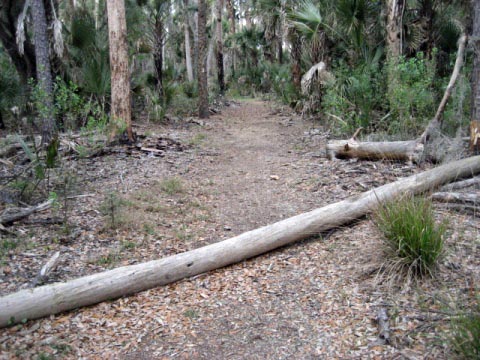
left=197, top=0, right=209, bottom=118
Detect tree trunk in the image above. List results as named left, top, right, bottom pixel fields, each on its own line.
left=471, top=0, right=480, bottom=154
left=215, top=0, right=225, bottom=94
left=106, top=0, right=134, bottom=142
left=32, top=0, right=56, bottom=145
left=225, top=0, right=236, bottom=77
left=197, top=0, right=209, bottom=118
left=154, top=15, right=164, bottom=97
left=184, top=0, right=194, bottom=82
left=1, top=155, right=479, bottom=328
left=386, top=0, right=404, bottom=58
left=290, top=28, right=302, bottom=91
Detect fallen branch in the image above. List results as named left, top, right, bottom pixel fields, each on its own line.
left=0, top=200, right=53, bottom=225
left=431, top=192, right=480, bottom=204
left=0, top=155, right=479, bottom=327
left=31, top=251, right=61, bottom=288
left=376, top=308, right=390, bottom=345
left=440, top=176, right=480, bottom=191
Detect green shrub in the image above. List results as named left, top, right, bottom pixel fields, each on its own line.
left=386, top=51, right=437, bottom=136
left=323, top=59, right=385, bottom=134
left=374, top=196, right=445, bottom=279
left=451, top=297, right=480, bottom=359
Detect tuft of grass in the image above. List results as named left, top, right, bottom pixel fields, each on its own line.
left=160, top=178, right=184, bottom=195
left=451, top=298, right=480, bottom=359
left=189, top=133, right=207, bottom=146
left=374, top=195, right=446, bottom=280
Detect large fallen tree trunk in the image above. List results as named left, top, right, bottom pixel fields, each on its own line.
left=326, top=136, right=424, bottom=163
left=1, top=155, right=480, bottom=328
left=327, top=35, right=467, bottom=162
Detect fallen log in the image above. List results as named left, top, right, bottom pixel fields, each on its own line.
left=326, top=137, right=424, bottom=163
left=0, top=200, right=53, bottom=225
left=0, top=155, right=479, bottom=328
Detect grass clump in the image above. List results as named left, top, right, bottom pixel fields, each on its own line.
left=374, top=195, right=445, bottom=280
left=451, top=298, right=480, bottom=359
left=160, top=177, right=184, bottom=195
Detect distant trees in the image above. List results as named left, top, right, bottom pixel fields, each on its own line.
left=0, top=0, right=473, bottom=146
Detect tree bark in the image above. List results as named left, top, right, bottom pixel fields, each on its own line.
left=289, top=28, right=302, bottom=92
left=106, top=0, right=134, bottom=142
left=215, top=0, right=225, bottom=94
left=197, top=0, right=209, bottom=118
left=386, top=0, right=404, bottom=58
left=1, top=155, right=480, bottom=328
left=225, top=0, right=236, bottom=77
left=184, top=0, right=194, bottom=82
left=154, top=14, right=164, bottom=97
left=471, top=0, right=480, bottom=153
left=326, top=138, right=424, bottom=163
left=32, top=0, right=56, bottom=145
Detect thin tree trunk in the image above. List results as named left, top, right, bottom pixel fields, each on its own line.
left=216, top=0, right=225, bottom=94
left=32, top=0, right=56, bottom=145
left=197, top=0, right=209, bottom=118
left=184, top=0, right=194, bottom=82
left=106, top=0, right=134, bottom=142
left=225, top=0, right=236, bottom=77
left=290, top=28, right=302, bottom=91
left=1, top=155, right=480, bottom=328
left=154, top=15, right=164, bottom=97
left=471, top=0, right=480, bottom=153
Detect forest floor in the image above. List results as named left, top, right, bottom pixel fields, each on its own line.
left=0, top=99, right=479, bottom=359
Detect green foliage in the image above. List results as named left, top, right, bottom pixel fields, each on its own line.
left=53, top=77, right=87, bottom=130
left=0, top=238, right=18, bottom=260
left=0, top=51, right=22, bottom=128
left=374, top=196, right=445, bottom=279
left=322, top=56, right=385, bottom=134
left=386, top=52, right=437, bottom=136
left=451, top=296, right=480, bottom=359
left=263, top=62, right=301, bottom=106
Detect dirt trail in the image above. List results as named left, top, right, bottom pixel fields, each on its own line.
left=0, top=100, right=478, bottom=359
